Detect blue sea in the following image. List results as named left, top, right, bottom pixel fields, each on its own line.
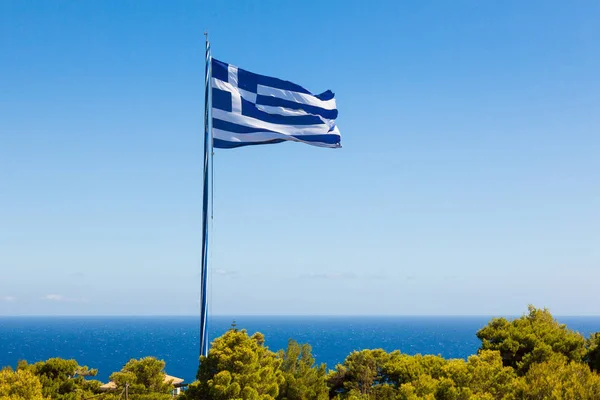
left=1, top=316, right=599, bottom=383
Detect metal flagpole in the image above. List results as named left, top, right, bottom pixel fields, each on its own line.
left=199, top=32, right=211, bottom=358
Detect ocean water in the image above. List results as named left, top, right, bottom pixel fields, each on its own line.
left=1, top=316, right=599, bottom=383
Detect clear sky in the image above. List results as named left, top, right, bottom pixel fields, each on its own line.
left=1, top=1, right=599, bottom=316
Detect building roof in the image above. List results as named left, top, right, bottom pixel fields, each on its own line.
left=164, top=374, right=185, bottom=385
left=99, top=381, right=117, bottom=391
left=99, top=374, right=185, bottom=391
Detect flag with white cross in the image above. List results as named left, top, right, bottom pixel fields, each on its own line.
left=210, top=58, right=341, bottom=149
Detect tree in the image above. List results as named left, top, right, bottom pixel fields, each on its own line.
left=277, top=340, right=328, bottom=400
left=0, top=368, right=45, bottom=400
left=328, top=348, right=520, bottom=400
left=513, top=354, right=600, bottom=399
left=108, top=357, right=173, bottom=400
left=17, top=358, right=100, bottom=400
left=476, top=305, right=587, bottom=374
left=327, top=349, right=391, bottom=398
left=396, top=373, right=439, bottom=400
left=185, top=329, right=284, bottom=400
left=462, top=350, right=516, bottom=399
left=382, top=353, right=447, bottom=388
left=585, top=332, right=600, bottom=372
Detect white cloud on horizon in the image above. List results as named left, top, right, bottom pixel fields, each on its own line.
left=43, top=294, right=64, bottom=301
left=299, top=272, right=358, bottom=280
left=298, top=272, right=390, bottom=280
left=42, top=294, right=88, bottom=303
left=2, top=296, right=16, bottom=302
left=213, top=268, right=239, bottom=276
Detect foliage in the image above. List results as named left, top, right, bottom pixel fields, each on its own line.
left=17, top=358, right=100, bottom=400
left=513, top=354, right=600, bottom=399
left=108, top=357, right=173, bottom=400
left=277, top=340, right=328, bottom=400
left=585, top=332, right=600, bottom=372
left=327, top=349, right=391, bottom=398
left=329, top=349, right=517, bottom=400
left=0, top=367, right=45, bottom=400
left=184, top=329, right=284, bottom=400
left=4, top=305, right=600, bottom=400
left=324, top=306, right=598, bottom=399
left=462, top=350, right=516, bottom=398
left=476, top=305, right=587, bottom=374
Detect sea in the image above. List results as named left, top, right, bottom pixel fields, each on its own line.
left=1, top=316, right=600, bottom=383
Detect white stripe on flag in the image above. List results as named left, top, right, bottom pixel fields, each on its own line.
left=257, top=85, right=337, bottom=110
left=212, top=109, right=331, bottom=135
left=256, top=105, right=335, bottom=126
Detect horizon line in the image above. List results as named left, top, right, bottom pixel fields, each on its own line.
left=2, top=313, right=600, bottom=318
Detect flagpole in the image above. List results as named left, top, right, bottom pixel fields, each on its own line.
left=199, top=32, right=211, bottom=358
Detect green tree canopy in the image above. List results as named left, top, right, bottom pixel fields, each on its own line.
left=17, top=358, right=100, bottom=400
left=108, top=357, right=173, bottom=400
left=185, top=329, right=284, bottom=400
left=513, top=354, right=600, bottom=399
left=0, top=368, right=45, bottom=400
left=585, top=332, right=600, bottom=372
left=329, top=349, right=518, bottom=400
left=476, top=305, right=587, bottom=374
left=461, top=350, right=516, bottom=399
left=327, top=349, right=392, bottom=398
left=277, top=340, right=328, bottom=400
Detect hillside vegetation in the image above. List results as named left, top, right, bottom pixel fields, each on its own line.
left=3, top=306, right=600, bottom=400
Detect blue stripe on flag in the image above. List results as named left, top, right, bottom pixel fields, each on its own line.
left=240, top=98, right=324, bottom=125
left=238, top=67, right=311, bottom=95
left=292, top=134, right=341, bottom=144
left=315, top=90, right=335, bottom=101
left=214, top=138, right=287, bottom=149
left=213, top=134, right=341, bottom=149
left=213, top=118, right=275, bottom=134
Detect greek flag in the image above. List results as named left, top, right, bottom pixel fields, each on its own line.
left=210, top=58, right=341, bottom=149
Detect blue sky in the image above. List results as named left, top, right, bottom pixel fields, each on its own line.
left=1, top=1, right=599, bottom=316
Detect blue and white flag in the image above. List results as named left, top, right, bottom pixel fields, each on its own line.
left=210, top=58, right=341, bottom=149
